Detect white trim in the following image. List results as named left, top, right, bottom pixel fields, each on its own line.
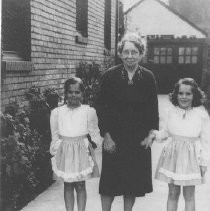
left=51, top=155, right=94, bottom=182
left=159, top=168, right=201, bottom=180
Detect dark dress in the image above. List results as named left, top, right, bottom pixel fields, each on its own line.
left=95, top=64, right=159, bottom=197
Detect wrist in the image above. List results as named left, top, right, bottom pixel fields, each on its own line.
left=104, top=132, right=111, bottom=139
left=148, top=130, right=156, bottom=141
left=149, top=129, right=155, bottom=135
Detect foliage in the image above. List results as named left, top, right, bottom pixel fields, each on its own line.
left=76, top=61, right=102, bottom=106
left=1, top=110, right=52, bottom=211
left=25, top=86, right=46, bottom=111
left=25, top=86, right=59, bottom=146
left=43, top=87, right=60, bottom=110
left=103, top=55, right=116, bottom=70
left=1, top=86, right=60, bottom=211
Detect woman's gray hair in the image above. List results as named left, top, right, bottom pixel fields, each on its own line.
left=117, top=32, right=146, bottom=55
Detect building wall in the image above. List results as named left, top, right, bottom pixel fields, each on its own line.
left=1, top=0, right=117, bottom=110
left=201, top=38, right=210, bottom=109
left=125, top=0, right=206, bottom=38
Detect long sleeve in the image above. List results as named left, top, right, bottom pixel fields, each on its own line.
left=87, top=107, right=103, bottom=145
left=199, top=109, right=210, bottom=166
left=153, top=130, right=169, bottom=143
left=94, top=72, right=111, bottom=136
left=153, top=106, right=171, bottom=143
left=146, top=71, right=159, bottom=131
left=50, top=108, right=62, bottom=156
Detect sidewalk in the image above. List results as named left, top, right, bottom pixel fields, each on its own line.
left=21, top=96, right=210, bottom=211
left=20, top=147, right=210, bottom=211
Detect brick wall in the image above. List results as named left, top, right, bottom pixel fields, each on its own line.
left=1, top=0, right=117, bottom=111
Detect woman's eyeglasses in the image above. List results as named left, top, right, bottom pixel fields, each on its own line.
left=122, top=50, right=139, bottom=57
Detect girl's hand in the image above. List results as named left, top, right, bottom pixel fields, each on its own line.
left=103, top=133, right=116, bottom=153
left=200, top=166, right=207, bottom=177
left=50, top=139, right=62, bottom=156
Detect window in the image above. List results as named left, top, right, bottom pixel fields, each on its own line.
left=76, top=0, right=88, bottom=38
left=104, top=0, right=111, bottom=50
left=178, top=47, right=198, bottom=64
left=2, top=0, right=31, bottom=61
left=153, top=47, right=172, bottom=64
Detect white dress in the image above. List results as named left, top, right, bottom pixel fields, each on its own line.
left=50, top=104, right=102, bottom=183
left=154, top=105, right=210, bottom=186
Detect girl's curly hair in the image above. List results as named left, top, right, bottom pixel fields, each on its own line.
left=169, top=78, right=206, bottom=107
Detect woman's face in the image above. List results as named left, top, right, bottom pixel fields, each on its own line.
left=121, top=41, right=142, bottom=68
left=65, top=83, right=82, bottom=107
left=177, top=84, right=193, bottom=109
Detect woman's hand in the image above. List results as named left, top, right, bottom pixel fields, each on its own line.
left=200, top=166, right=207, bottom=177
left=140, top=130, right=156, bottom=149
left=141, top=137, right=153, bottom=149
left=103, top=133, right=116, bottom=153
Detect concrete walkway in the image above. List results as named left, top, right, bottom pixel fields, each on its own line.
left=21, top=96, right=210, bottom=211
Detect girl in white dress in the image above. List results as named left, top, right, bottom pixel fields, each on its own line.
left=50, top=77, right=101, bottom=211
left=144, top=78, right=210, bottom=211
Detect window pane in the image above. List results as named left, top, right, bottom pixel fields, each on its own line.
left=154, top=56, right=159, bottom=63
left=2, top=0, right=31, bottom=61
left=192, top=47, right=198, bottom=55
left=76, top=0, right=88, bottom=37
left=179, top=56, right=184, bottom=64
left=166, top=56, right=172, bottom=64
left=104, top=0, right=111, bottom=49
left=179, top=48, right=185, bottom=55
left=160, top=56, right=166, bottom=63
left=186, top=47, right=191, bottom=55
left=160, top=48, right=166, bottom=55
left=154, top=48, right=160, bottom=55
left=185, top=56, right=191, bottom=64
left=192, top=56, right=197, bottom=64
left=167, top=48, right=172, bottom=55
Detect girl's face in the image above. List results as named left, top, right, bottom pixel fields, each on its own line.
left=121, top=41, right=142, bottom=69
left=66, top=83, right=82, bottom=108
left=177, top=84, right=193, bottom=109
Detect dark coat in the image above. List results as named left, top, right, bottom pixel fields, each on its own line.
left=95, top=64, right=159, bottom=196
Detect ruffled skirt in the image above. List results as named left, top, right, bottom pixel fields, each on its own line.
left=155, top=135, right=204, bottom=186
left=51, top=135, right=99, bottom=183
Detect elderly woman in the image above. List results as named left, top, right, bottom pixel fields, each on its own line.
left=95, top=32, right=159, bottom=211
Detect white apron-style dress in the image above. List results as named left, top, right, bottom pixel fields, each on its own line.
left=50, top=104, right=102, bottom=183
left=154, top=106, right=210, bottom=186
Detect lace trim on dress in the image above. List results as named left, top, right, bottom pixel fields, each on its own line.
left=51, top=155, right=94, bottom=181
left=159, top=168, right=201, bottom=180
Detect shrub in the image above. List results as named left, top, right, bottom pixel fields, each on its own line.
left=25, top=86, right=59, bottom=146
left=1, top=86, right=60, bottom=211
left=1, top=110, right=52, bottom=211
left=76, top=61, right=102, bottom=106
left=43, top=87, right=60, bottom=110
